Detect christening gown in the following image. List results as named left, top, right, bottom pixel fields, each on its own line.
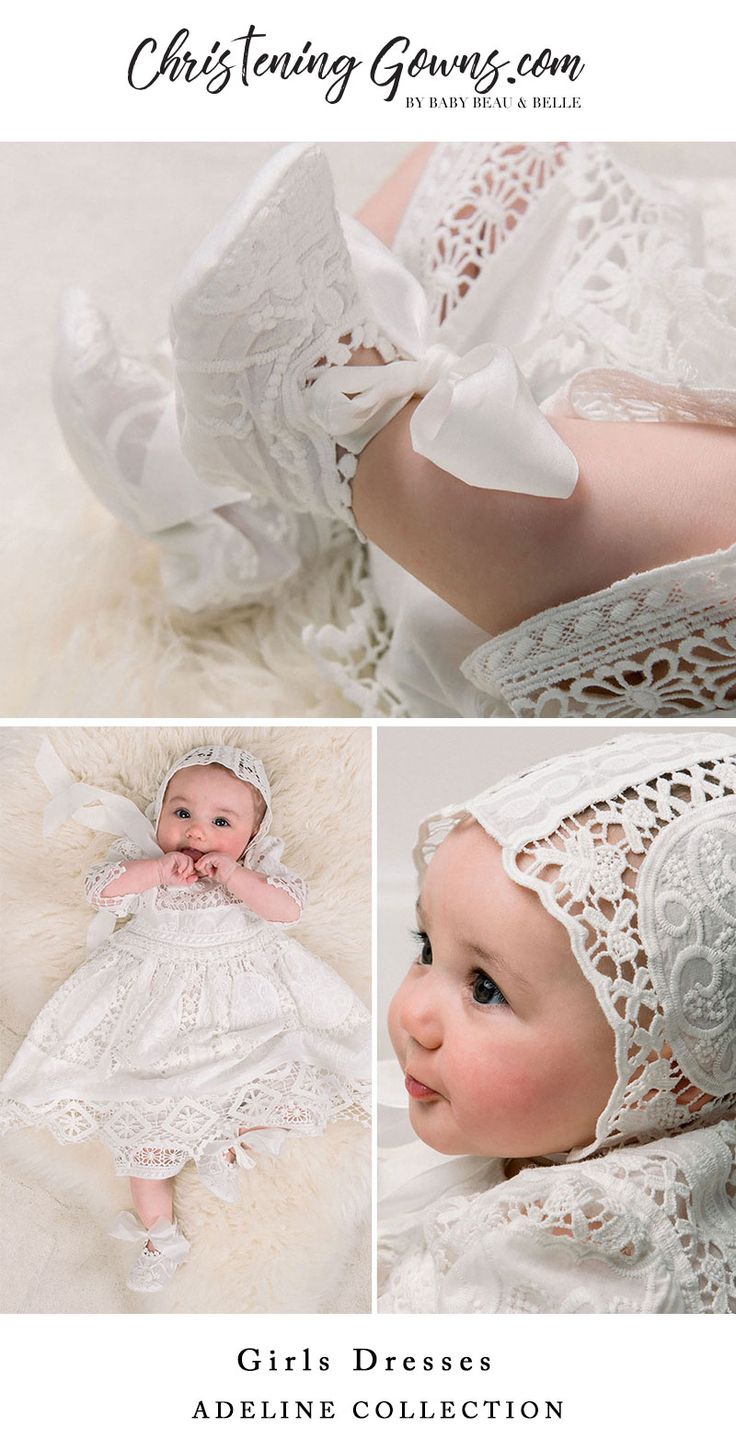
left=0, top=748, right=370, bottom=1182
left=54, top=143, right=736, bottom=717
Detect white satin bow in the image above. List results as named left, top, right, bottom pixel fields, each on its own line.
left=308, top=218, right=579, bottom=501
left=36, top=739, right=161, bottom=949
left=109, top=1212, right=190, bottom=1262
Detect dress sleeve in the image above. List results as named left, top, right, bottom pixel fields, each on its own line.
left=243, top=833, right=308, bottom=923
left=83, top=836, right=149, bottom=917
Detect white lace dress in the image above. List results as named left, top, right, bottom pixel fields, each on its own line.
left=0, top=840, right=370, bottom=1179
left=308, top=143, right=736, bottom=717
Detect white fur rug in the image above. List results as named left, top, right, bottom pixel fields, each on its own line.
left=0, top=726, right=372, bottom=1313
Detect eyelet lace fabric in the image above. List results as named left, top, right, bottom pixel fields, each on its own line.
left=380, top=732, right=736, bottom=1313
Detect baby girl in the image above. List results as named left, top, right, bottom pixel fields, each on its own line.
left=379, top=731, right=736, bottom=1313
left=0, top=743, right=370, bottom=1294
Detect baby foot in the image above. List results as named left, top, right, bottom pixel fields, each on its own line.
left=198, top=1130, right=288, bottom=1204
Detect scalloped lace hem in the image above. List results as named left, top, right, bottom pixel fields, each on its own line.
left=0, top=1070, right=370, bottom=1176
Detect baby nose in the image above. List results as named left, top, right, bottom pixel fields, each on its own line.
left=185, top=821, right=206, bottom=841
left=400, top=972, right=443, bottom=1052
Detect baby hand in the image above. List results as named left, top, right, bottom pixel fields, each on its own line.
left=194, top=852, right=238, bottom=884
left=158, top=851, right=199, bottom=886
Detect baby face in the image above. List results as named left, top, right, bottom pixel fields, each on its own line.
left=389, top=820, right=617, bottom=1160
left=157, top=765, right=259, bottom=864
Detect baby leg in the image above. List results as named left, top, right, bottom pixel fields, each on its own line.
left=351, top=406, right=736, bottom=637
left=130, top=1174, right=174, bottom=1250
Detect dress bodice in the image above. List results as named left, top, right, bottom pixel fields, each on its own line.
left=121, top=881, right=283, bottom=949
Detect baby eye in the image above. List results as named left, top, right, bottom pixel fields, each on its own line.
left=174, top=808, right=191, bottom=819
left=213, top=817, right=231, bottom=828
left=470, top=970, right=507, bottom=1008
left=410, top=928, right=432, bottom=966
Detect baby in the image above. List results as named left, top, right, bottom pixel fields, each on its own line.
left=104, top=760, right=299, bottom=920
left=379, top=731, right=736, bottom=1314
left=1, top=743, right=370, bottom=1295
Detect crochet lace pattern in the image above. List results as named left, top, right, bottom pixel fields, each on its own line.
left=462, top=548, right=736, bottom=717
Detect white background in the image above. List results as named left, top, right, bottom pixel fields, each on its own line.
left=3, top=0, right=736, bottom=141
left=3, top=1, right=734, bottom=1441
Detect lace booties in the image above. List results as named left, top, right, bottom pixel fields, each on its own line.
left=171, top=143, right=579, bottom=533
left=52, top=288, right=308, bottom=611
left=171, top=142, right=395, bottom=531
left=197, top=1144, right=251, bottom=1204
left=198, top=1130, right=288, bottom=1204
left=110, top=1211, right=190, bottom=1294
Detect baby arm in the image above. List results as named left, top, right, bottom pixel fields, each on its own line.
left=194, top=854, right=302, bottom=923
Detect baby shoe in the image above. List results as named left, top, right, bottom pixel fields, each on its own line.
left=171, top=143, right=578, bottom=532
left=171, top=142, right=397, bottom=531
left=52, top=289, right=312, bottom=610
left=198, top=1129, right=289, bottom=1204
left=110, top=1210, right=190, bottom=1294
left=197, top=1143, right=249, bottom=1204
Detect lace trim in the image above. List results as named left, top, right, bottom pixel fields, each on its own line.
left=84, top=838, right=148, bottom=915
left=265, top=873, right=305, bottom=913
left=462, top=548, right=736, bottom=717
left=0, top=1064, right=370, bottom=1176
left=303, top=550, right=409, bottom=717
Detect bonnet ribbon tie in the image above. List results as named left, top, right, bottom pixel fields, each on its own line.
left=109, top=1212, right=190, bottom=1261
left=36, top=739, right=161, bottom=948
left=308, top=217, right=579, bottom=501
left=36, top=739, right=159, bottom=852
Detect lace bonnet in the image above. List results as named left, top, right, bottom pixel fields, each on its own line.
left=37, top=739, right=274, bottom=865
left=146, top=743, right=272, bottom=860
left=414, top=731, right=736, bottom=1160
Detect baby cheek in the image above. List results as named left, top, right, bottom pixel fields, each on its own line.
left=458, top=1038, right=544, bottom=1123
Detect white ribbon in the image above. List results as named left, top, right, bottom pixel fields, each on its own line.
left=109, top=1211, right=190, bottom=1262
left=308, top=217, right=579, bottom=501
left=36, top=739, right=159, bottom=852
left=36, top=739, right=161, bottom=948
